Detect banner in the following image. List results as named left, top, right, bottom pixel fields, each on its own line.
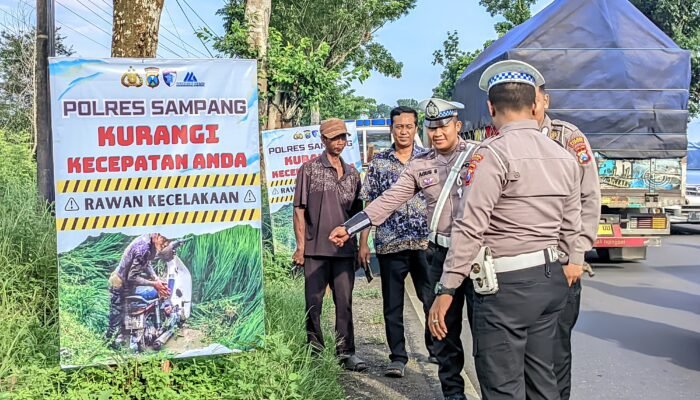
left=50, top=58, right=264, bottom=367
left=262, top=124, right=362, bottom=254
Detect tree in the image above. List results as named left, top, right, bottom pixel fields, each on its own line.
left=317, top=86, right=377, bottom=121
left=431, top=31, right=481, bottom=100
left=479, top=0, right=536, bottom=36
left=0, top=7, right=72, bottom=146
left=111, top=0, right=164, bottom=57
left=211, top=0, right=416, bottom=128
left=396, top=98, right=419, bottom=110
left=629, top=0, right=700, bottom=117
left=375, top=103, right=393, bottom=118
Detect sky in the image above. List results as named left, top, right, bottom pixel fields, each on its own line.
left=0, top=0, right=697, bottom=139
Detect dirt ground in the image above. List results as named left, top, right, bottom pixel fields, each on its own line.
left=162, top=327, right=207, bottom=353
left=332, top=278, right=444, bottom=400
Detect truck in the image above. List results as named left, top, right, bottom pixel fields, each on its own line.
left=452, top=0, right=692, bottom=261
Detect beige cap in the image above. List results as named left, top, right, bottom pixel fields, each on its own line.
left=320, top=118, right=351, bottom=139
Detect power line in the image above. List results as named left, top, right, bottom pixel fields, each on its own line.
left=56, top=18, right=109, bottom=50
left=181, top=0, right=219, bottom=39
left=175, top=0, right=213, bottom=57
left=56, top=1, right=111, bottom=37
left=73, top=0, right=112, bottom=25
left=87, top=0, right=207, bottom=58
left=164, top=3, right=192, bottom=57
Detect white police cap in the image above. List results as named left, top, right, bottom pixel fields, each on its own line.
left=418, top=98, right=465, bottom=128
left=478, top=60, right=545, bottom=92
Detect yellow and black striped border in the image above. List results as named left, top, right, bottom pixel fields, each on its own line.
left=269, top=178, right=296, bottom=187
left=57, top=173, right=260, bottom=194
left=56, top=208, right=260, bottom=232
left=270, top=195, right=294, bottom=204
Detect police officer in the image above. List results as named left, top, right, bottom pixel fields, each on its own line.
left=329, top=97, right=476, bottom=400
left=536, top=83, right=601, bottom=400
left=429, top=60, right=585, bottom=400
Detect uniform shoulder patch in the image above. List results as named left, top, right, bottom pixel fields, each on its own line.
left=463, top=152, right=485, bottom=186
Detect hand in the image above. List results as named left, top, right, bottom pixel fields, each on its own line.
left=358, top=244, right=371, bottom=270
left=428, top=294, right=453, bottom=340
left=292, top=247, right=305, bottom=266
left=328, top=226, right=350, bottom=247
left=563, top=263, right=584, bottom=287
left=153, top=280, right=170, bottom=298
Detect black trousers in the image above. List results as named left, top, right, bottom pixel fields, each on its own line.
left=304, top=256, right=355, bottom=356
left=472, top=259, right=569, bottom=400
left=377, top=249, right=433, bottom=363
left=106, top=287, right=124, bottom=341
left=424, top=243, right=475, bottom=398
left=554, top=280, right=582, bottom=400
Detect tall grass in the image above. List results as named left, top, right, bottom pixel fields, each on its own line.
left=0, top=137, right=58, bottom=378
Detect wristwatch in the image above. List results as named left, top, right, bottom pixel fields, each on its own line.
left=434, top=282, right=456, bottom=296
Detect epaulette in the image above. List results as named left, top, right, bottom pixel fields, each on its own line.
left=416, top=148, right=436, bottom=159
left=551, top=119, right=582, bottom=142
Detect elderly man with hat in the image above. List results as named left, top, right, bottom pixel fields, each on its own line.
left=329, top=99, right=477, bottom=400
left=292, top=118, right=367, bottom=371
left=428, top=60, right=584, bottom=400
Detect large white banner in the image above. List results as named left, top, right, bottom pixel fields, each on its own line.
left=50, top=58, right=264, bottom=367
left=262, top=124, right=362, bottom=253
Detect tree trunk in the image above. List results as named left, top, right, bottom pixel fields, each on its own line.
left=245, top=0, right=271, bottom=128
left=310, top=103, right=320, bottom=125
left=111, top=0, right=164, bottom=57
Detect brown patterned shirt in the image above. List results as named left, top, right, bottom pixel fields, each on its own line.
left=294, top=152, right=362, bottom=258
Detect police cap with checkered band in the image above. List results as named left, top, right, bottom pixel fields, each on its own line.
left=419, top=98, right=465, bottom=128
left=478, top=60, right=545, bottom=92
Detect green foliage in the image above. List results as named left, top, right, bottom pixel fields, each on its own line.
left=318, top=86, right=378, bottom=121
left=629, top=0, right=700, bottom=117
left=0, top=134, right=58, bottom=378
left=479, top=0, right=536, bottom=36
left=376, top=103, right=393, bottom=118
left=432, top=31, right=482, bottom=100
left=211, top=0, right=416, bottom=125
left=0, top=24, right=73, bottom=139
left=396, top=98, right=419, bottom=110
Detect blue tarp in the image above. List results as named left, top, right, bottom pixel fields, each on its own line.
left=453, top=0, right=692, bottom=159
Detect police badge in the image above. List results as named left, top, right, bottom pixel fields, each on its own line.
left=120, top=66, right=143, bottom=88
left=145, top=67, right=160, bottom=88
left=162, top=70, right=177, bottom=87
left=426, top=100, right=439, bottom=119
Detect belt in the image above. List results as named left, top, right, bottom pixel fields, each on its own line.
left=429, top=233, right=451, bottom=248
left=493, top=247, right=559, bottom=273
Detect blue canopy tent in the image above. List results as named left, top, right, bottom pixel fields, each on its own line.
left=453, top=0, right=691, bottom=159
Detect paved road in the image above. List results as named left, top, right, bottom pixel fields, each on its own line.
left=453, top=229, right=700, bottom=399
left=571, top=230, right=700, bottom=399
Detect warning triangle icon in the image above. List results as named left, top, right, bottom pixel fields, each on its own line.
left=65, top=198, right=80, bottom=212
left=244, top=190, right=257, bottom=203
left=272, top=188, right=279, bottom=195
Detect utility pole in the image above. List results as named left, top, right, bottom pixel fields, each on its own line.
left=36, top=0, right=55, bottom=204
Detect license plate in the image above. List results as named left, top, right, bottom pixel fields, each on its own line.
left=125, top=315, right=144, bottom=329
left=597, top=224, right=613, bottom=236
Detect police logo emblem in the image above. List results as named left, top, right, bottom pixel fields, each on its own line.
left=120, top=66, right=143, bottom=88
left=162, top=70, right=177, bottom=87
left=548, top=128, right=560, bottom=141
left=426, top=100, right=439, bottom=119
left=145, top=67, right=160, bottom=88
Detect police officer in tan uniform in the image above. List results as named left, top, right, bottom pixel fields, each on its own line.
left=329, top=98, right=476, bottom=400
left=429, top=60, right=585, bottom=400
left=536, top=83, right=601, bottom=400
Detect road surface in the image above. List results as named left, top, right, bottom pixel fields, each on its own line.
left=449, top=229, right=700, bottom=399
left=569, top=229, right=700, bottom=399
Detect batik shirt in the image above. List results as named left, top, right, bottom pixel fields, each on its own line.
left=113, top=234, right=158, bottom=291
left=360, top=144, right=430, bottom=254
